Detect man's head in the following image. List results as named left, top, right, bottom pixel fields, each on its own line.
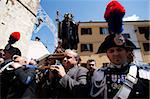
left=62, top=49, right=78, bottom=70
left=97, top=34, right=137, bottom=65
left=4, top=45, right=21, bottom=60
left=86, top=59, right=96, bottom=71
left=13, top=55, right=27, bottom=65
left=35, top=37, right=40, bottom=41
left=106, top=47, right=131, bottom=65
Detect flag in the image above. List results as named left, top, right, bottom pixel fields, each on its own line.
left=33, top=5, right=58, bottom=47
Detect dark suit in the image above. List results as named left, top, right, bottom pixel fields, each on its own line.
left=0, top=62, right=37, bottom=99
left=56, top=65, right=89, bottom=98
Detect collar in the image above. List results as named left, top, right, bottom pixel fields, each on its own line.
left=109, top=62, right=129, bottom=69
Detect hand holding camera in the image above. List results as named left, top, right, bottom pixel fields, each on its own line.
left=50, top=65, right=66, bottom=78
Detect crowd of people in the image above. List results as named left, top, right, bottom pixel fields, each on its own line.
left=0, top=33, right=150, bottom=99
left=0, top=1, right=150, bottom=98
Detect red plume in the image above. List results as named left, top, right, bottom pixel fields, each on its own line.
left=104, top=0, right=125, bottom=20
left=10, top=32, right=20, bottom=41
left=104, top=0, right=125, bottom=34
left=8, top=32, right=21, bottom=44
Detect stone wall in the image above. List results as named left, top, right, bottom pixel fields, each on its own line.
left=0, top=0, right=40, bottom=56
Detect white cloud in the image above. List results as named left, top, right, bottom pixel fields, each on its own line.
left=123, top=14, right=140, bottom=21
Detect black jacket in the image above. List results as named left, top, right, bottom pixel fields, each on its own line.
left=90, top=63, right=150, bottom=99
left=0, top=61, right=36, bottom=99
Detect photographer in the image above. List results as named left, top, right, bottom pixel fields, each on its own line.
left=49, top=49, right=88, bottom=98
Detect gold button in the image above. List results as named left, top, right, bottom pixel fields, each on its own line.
left=107, top=81, right=110, bottom=84
left=136, top=91, right=139, bottom=94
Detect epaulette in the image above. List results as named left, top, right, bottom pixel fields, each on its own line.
left=133, top=61, right=150, bottom=80
left=93, top=67, right=106, bottom=82
left=97, top=66, right=108, bottom=72
left=133, top=61, right=150, bottom=70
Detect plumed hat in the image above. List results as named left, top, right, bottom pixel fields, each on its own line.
left=4, top=45, right=21, bottom=56
left=8, top=32, right=21, bottom=44
left=97, top=34, right=137, bottom=53
left=97, top=1, right=137, bottom=53
left=104, top=0, right=125, bottom=34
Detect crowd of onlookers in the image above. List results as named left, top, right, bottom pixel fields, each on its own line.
left=1, top=0, right=150, bottom=98
left=0, top=45, right=98, bottom=98
left=0, top=40, right=149, bottom=99
left=0, top=31, right=149, bottom=99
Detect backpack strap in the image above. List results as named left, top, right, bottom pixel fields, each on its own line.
left=113, top=65, right=138, bottom=99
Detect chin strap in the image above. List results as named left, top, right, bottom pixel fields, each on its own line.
left=113, top=65, right=138, bottom=99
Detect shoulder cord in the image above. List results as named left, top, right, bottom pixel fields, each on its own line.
left=90, top=74, right=106, bottom=97
left=113, top=65, right=138, bottom=99
left=0, top=61, right=14, bottom=73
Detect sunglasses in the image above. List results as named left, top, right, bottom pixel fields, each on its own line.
left=89, top=64, right=95, bottom=66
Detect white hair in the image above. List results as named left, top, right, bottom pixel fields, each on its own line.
left=65, top=49, right=78, bottom=57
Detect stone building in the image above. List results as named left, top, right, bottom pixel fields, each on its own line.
left=77, top=20, right=150, bottom=67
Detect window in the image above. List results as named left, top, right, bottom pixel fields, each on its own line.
left=100, top=27, right=109, bottom=35
left=81, top=44, right=93, bottom=52
left=81, top=28, right=92, bottom=35
left=143, top=43, right=150, bottom=51
left=122, top=33, right=130, bottom=38
left=138, top=27, right=150, bottom=40
left=138, top=27, right=149, bottom=34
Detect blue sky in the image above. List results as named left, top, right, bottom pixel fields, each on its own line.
left=32, top=0, right=149, bottom=53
